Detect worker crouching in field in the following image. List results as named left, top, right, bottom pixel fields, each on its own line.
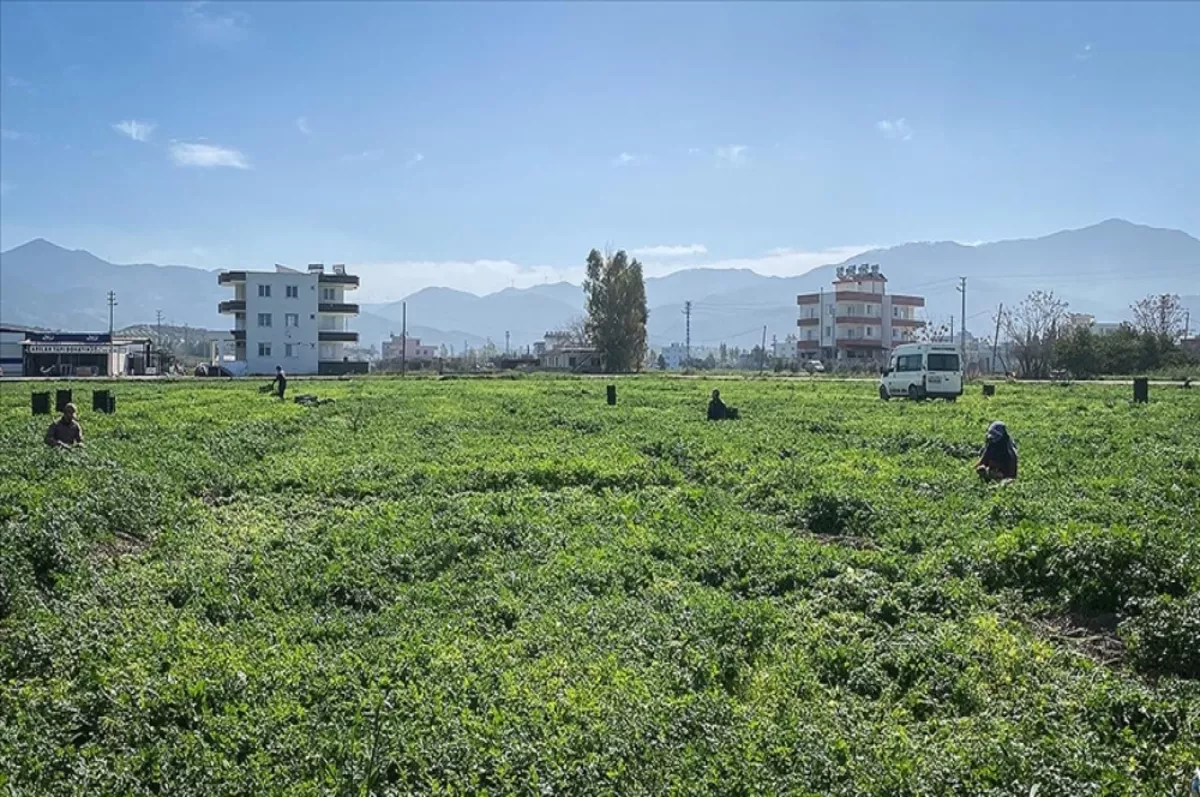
left=45, top=403, right=83, bottom=448
left=976, top=420, right=1017, bottom=482
left=707, top=389, right=740, bottom=421
left=273, top=366, right=288, bottom=400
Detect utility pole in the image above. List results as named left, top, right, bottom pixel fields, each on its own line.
left=949, top=315, right=954, bottom=344
left=505, top=330, right=510, bottom=355
left=683, top=300, right=692, bottom=369
left=155, top=309, right=163, bottom=347
left=991, top=303, right=1004, bottom=374
left=400, top=301, right=407, bottom=377
left=107, top=290, right=118, bottom=376
left=1185, top=311, right=1191, bottom=340
left=956, top=276, right=967, bottom=363
left=759, top=325, right=767, bottom=375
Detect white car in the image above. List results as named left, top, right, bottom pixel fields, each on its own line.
left=804, top=360, right=825, bottom=374
left=879, top=343, right=963, bottom=401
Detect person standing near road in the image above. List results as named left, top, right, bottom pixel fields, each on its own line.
left=45, top=403, right=84, bottom=448
left=273, top=366, right=288, bottom=400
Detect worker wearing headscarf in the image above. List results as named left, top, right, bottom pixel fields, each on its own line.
left=976, top=420, right=1017, bottom=481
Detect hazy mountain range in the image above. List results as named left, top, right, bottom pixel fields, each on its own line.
left=2, top=219, right=1197, bottom=351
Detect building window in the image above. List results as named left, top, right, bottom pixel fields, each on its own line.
left=866, top=326, right=873, bottom=337
left=257, top=313, right=272, bottom=327
left=893, top=306, right=900, bottom=317
left=321, top=287, right=336, bottom=301
left=258, top=342, right=272, bottom=357
left=258, top=284, right=271, bottom=298
left=285, top=313, right=299, bottom=327
left=824, top=326, right=832, bottom=338
left=285, top=343, right=296, bottom=358
left=286, top=285, right=298, bottom=298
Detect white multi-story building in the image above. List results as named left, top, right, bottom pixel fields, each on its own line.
left=797, top=264, right=925, bottom=364
left=218, top=263, right=360, bottom=375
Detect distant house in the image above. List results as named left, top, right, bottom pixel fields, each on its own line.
left=536, top=330, right=599, bottom=371
left=1068, top=314, right=1124, bottom=337
left=541, top=346, right=600, bottom=372
left=1, top=324, right=39, bottom=376
left=382, top=335, right=437, bottom=361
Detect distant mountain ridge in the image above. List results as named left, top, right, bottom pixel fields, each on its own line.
left=3, top=219, right=1198, bottom=350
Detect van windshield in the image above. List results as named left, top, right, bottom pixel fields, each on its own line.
left=927, top=354, right=960, bottom=372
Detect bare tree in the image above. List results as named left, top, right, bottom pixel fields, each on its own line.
left=1130, top=293, right=1186, bottom=341
left=1003, top=290, right=1069, bottom=378
left=551, top=316, right=590, bottom=346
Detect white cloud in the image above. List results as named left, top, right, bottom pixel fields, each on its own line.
left=405, top=152, right=424, bottom=168
left=296, top=116, right=311, bottom=135
left=5, top=76, right=32, bottom=89
left=112, top=120, right=156, bottom=142
left=349, top=244, right=874, bottom=303
left=169, top=141, right=250, bottom=169
left=1074, top=43, right=1095, bottom=62
left=612, top=152, right=638, bottom=167
left=339, top=149, right=383, bottom=163
left=631, top=244, right=708, bottom=257
left=1, top=128, right=26, bottom=140
left=638, top=245, right=873, bottom=280
left=716, top=145, right=749, bottom=165
left=182, top=1, right=250, bottom=46
left=0, top=181, right=13, bottom=196
left=876, top=119, right=914, bottom=141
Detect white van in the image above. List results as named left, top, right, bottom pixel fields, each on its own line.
left=879, top=343, right=963, bottom=401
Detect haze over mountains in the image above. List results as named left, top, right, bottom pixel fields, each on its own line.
left=2, top=219, right=1197, bottom=351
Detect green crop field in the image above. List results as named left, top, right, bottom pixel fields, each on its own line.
left=1, top=376, right=1198, bottom=795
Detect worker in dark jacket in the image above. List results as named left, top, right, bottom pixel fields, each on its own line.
left=976, top=420, right=1017, bottom=481
left=45, top=403, right=84, bottom=448
left=273, top=366, right=288, bottom=400
left=707, top=389, right=727, bottom=421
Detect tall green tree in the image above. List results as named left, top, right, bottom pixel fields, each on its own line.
left=583, top=248, right=649, bottom=373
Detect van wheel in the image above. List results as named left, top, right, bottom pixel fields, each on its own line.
left=946, top=395, right=957, bottom=403
left=908, top=384, right=923, bottom=401
left=879, top=385, right=890, bottom=401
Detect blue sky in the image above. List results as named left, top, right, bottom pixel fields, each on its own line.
left=2, top=1, right=1197, bottom=300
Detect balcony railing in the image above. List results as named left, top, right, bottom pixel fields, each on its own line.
left=218, top=300, right=246, bottom=313
left=318, top=302, right=359, bottom=314
left=318, top=273, right=360, bottom=288
left=318, top=330, right=359, bottom=342
left=797, top=317, right=820, bottom=326
left=230, top=330, right=246, bottom=341
left=835, top=338, right=887, bottom=348
left=217, top=271, right=247, bottom=285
